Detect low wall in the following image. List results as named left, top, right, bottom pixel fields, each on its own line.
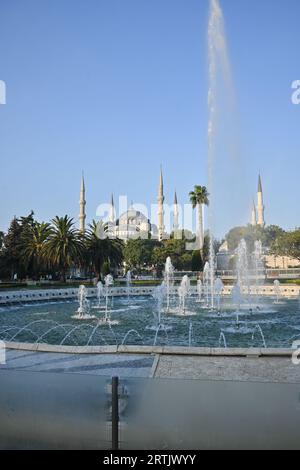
left=0, top=284, right=299, bottom=306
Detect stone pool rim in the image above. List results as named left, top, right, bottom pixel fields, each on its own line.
left=2, top=341, right=294, bottom=357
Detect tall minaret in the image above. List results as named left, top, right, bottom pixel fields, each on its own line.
left=157, top=167, right=165, bottom=241
left=257, top=174, right=265, bottom=226
left=251, top=199, right=257, bottom=226
left=173, top=190, right=179, bottom=231
left=79, top=173, right=86, bottom=234
left=109, top=194, right=115, bottom=223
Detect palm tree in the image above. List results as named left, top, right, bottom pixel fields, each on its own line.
left=44, top=216, right=85, bottom=281
left=21, top=222, right=52, bottom=278
left=189, top=185, right=209, bottom=254
left=86, top=220, right=124, bottom=279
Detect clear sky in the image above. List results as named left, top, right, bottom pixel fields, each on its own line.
left=0, top=0, right=299, bottom=238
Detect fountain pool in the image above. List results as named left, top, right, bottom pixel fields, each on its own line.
left=0, top=294, right=299, bottom=348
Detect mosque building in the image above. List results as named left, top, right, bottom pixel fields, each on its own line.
left=78, top=168, right=179, bottom=241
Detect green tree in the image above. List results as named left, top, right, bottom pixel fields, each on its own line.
left=44, top=215, right=85, bottom=282
left=21, top=222, right=52, bottom=279
left=152, top=239, right=193, bottom=271
left=189, top=186, right=209, bottom=253
left=270, top=230, right=300, bottom=262
left=191, top=250, right=203, bottom=271
left=86, top=220, right=124, bottom=279
left=226, top=224, right=286, bottom=252
left=123, top=239, right=159, bottom=271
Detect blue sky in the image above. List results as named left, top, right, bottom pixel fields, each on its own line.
left=0, top=0, right=299, bottom=238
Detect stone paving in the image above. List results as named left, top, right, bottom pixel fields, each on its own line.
left=1, top=348, right=300, bottom=383
left=154, top=355, right=300, bottom=383
left=0, top=349, right=154, bottom=378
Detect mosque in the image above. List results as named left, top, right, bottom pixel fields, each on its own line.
left=78, top=170, right=265, bottom=243
left=78, top=168, right=179, bottom=241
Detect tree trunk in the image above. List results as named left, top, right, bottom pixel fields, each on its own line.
left=198, top=203, right=204, bottom=253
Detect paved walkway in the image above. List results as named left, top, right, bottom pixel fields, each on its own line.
left=0, top=350, right=154, bottom=378
left=1, top=349, right=300, bottom=383
left=154, top=355, right=300, bottom=383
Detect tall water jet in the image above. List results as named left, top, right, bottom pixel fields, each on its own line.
left=203, top=262, right=210, bottom=307
left=237, top=240, right=248, bottom=285
left=207, top=0, right=236, bottom=311
left=214, top=277, right=224, bottom=312
left=209, top=239, right=216, bottom=309
left=231, top=284, right=242, bottom=313
left=148, top=284, right=171, bottom=332
left=188, top=321, right=193, bottom=347
left=164, top=257, right=174, bottom=312
left=104, top=274, right=114, bottom=322
left=197, top=279, right=203, bottom=302
left=126, top=270, right=132, bottom=302
left=97, top=281, right=104, bottom=307
left=274, top=279, right=281, bottom=304
left=253, top=240, right=264, bottom=298
left=178, top=275, right=190, bottom=314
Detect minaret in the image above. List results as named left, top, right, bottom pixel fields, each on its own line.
left=173, top=190, right=179, bottom=231
left=109, top=194, right=115, bottom=223
left=157, top=167, right=165, bottom=241
left=79, top=173, right=86, bottom=234
left=251, top=199, right=257, bottom=226
left=257, top=174, right=265, bottom=226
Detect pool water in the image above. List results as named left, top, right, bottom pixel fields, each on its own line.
left=0, top=295, right=299, bottom=348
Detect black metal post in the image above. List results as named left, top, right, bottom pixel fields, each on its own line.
left=111, top=376, right=119, bottom=450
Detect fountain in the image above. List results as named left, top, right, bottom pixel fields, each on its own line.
left=121, top=329, right=143, bottom=346
left=252, top=324, right=267, bottom=348
left=153, top=324, right=169, bottom=346
left=219, top=331, right=227, bottom=348
left=95, top=281, right=104, bottom=308
left=203, top=262, right=211, bottom=307
left=97, top=274, right=118, bottom=325
left=214, top=277, right=224, bottom=312
left=209, top=238, right=216, bottom=310
left=72, top=285, right=96, bottom=320
left=273, top=280, right=282, bottom=304
left=164, top=257, right=174, bottom=312
left=253, top=240, right=264, bottom=298
left=236, top=239, right=250, bottom=295
left=178, top=275, right=191, bottom=315
left=147, top=284, right=171, bottom=332
left=188, top=321, right=193, bottom=347
left=126, top=270, right=132, bottom=302
left=196, top=279, right=203, bottom=303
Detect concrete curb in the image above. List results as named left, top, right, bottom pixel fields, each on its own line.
left=3, top=341, right=293, bottom=357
